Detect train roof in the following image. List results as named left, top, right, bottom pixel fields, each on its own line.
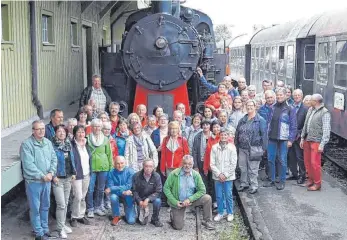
left=249, top=8, right=347, bottom=44
left=228, top=34, right=252, bottom=48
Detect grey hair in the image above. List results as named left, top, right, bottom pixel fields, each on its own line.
left=303, top=95, right=312, bottom=101
left=275, top=87, right=287, bottom=95
left=50, top=108, right=63, bottom=119
left=223, top=75, right=232, bottom=81
left=148, top=115, right=156, bottom=121
left=98, top=111, right=109, bottom=120
left=265, top=89, right=275, bottom=97
left=109, top=102, right=120, bottom=109
left=311, top=93, right=323, bottom=103
left=92, top=74, right=101, bottom=80
left=247, top=85, right=256, bottom=91
left=218, top=109, right=228, bottom=117
left=182, top=155, right=194, bottom=163
left=67, top=118, right=77, bottom=125
left=102, top=121, right=112, bottom=130
left=91, top=118, right=102, bottom=127
left=293, top=89, right=303, bottom=96
left=158, top=113, right=169, bottom=120
left=32, top=120, right=45, bottom=129
left=246, top=99, right=257, bottom=106
left=142, top=158, right=155, bottom=167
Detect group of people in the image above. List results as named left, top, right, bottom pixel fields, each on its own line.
left=20, top=73, right=331, bottom=240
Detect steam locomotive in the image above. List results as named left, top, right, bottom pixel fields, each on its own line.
left=101, top=0, right=228, bottom=117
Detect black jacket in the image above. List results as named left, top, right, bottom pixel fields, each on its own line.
left=192, top=131, right=205, bottom=170
left=132, top=170, right=162, bottom=204
left=71, top=140, right=92, bottom=180
left=79, top=86, right=112, bottom=111
left=295, top=103, right=308, bottom=140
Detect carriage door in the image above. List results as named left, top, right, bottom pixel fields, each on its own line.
left=296, top=38, right=315, bottom=94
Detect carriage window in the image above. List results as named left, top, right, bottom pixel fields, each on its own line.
left=265, top=47, right=270, bottom=70
left=271, top=46, right=277, bottom=73
left=336, top=41, right=347, bottom=62
left=286, top=45, right=294, bottom=78
left=304, top=45, right=315, bottom=80
left=304, top=63, right=314, bottom=80
left=334, top=41, right=347, bottom=87
left=318, top=43, right=328, bottom=61
left=304, top=45, right=315, bottom=61
left=279, top=46, right=284, bottom=59
left=317, top=42, right=328, bottom=85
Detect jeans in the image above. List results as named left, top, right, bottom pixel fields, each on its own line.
left=110, top=193, right=136, bottom=224
left=136, top=198, right=161, bottom=221
left=86, top=171, right=108, bottom=212
left=25, top=181, right=51, bottom=237
left=214, top=180, right=233, bottom=215
left=71, top=175, right=90, bottom=219
left=52, top=177, right=72, bottom=231
left=267, top=140, right=288, bottom=182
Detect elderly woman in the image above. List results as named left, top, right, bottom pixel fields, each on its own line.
left=160, top=121, right=189, bottom=176
left=67, top=118, right=77, bottom=140
left=127, top=112, right=141, bottom=126
left=186, top=113, right=203, bottom=154
left=70, top=125, right=91, bottom=227
left=86, top=119, right=112, bottom=218
left=98, top=111, right=109, bottom=122
left=235, top=100, right=267, bottom=194
left=229, top=96, right=246, bottom=129
left=303, top=95, right=312, bottom=108
left=113, top=119, right=131, bottom=156
left=143, top=115, right=158, bottom=136
left=124, top=122, right=158, bottom=172
left=52, top=125, right=76, bottom=238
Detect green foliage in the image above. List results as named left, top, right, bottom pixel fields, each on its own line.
left=217, top=214, right=250, bottom=240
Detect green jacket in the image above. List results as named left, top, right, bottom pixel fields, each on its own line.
left=87, top=135, right=112, bottom=172
left=163, top=168, right=206, bottom=208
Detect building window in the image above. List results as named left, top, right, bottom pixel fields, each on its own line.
left=334, top=41, right=347, bottom=88
left=71, top=21, right=78, bottom=46
left=42, top=13, right=53, bottom=44
left=1, top=4, right=10, bottom=42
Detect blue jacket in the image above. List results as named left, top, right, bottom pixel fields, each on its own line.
left=54, top=146, right=77, bottom=178
left=200, top=76, right=239, bottom=99
left=44, top=122, right=55, bottom=141
left=71, top=140, right=92, bottom=180
left=20, top=136, right=57, bottom=182
left=150, top=128, right=161, bottom=148
left=267, top=102, right=297, bottom=142
left=235, top=114, right=268, bottom=150
left=113, top=132, right=128, bottom=156
left=107, top=167, right=135, bottom=196
left=258, top=103, right=274, bottom=121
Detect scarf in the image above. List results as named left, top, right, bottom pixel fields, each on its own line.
left=52, top=137, right=72, bottom=152
left=90, top=132, right=105, bottom=147
left=166, top=136, right=179, bottom=152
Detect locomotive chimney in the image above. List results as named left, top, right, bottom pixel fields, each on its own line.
left=153, top=0, right=173, bottom=15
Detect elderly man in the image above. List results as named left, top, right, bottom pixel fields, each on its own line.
left=109, top=102, right=124, bottom=135
left=132, top=159, right=163, bottom=227
left=300, top=94, right=331, bottom=191
left=79, top=75, right=111, bottom=112
left=197, top=67, right=239, bottom=99
left=44, top=109, right=63, bottom=141
left=237, top=77, right=247, bottom=96
left=264, top=87, right=297, bottom=190
left=20, top=120, right=57, bottom=240
left=164, top=155, right=215, bottom=231
left=287, top=89, right=308, bottom=184
left=247, top=85, right=256, bottom=99
left=275, top=80, right=285, bottom=89
left=255, top=80, right=273, bottom=104
left=136, top=104, right=148, bottom=127
left=105, top=156, right=136, bottom=225
left=176, top=103, right=192, bottom=127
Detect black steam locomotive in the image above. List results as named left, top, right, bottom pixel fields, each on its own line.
left=101, top=0, right=228, bottom=117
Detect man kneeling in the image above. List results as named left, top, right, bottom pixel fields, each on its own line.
left=105, top=156, right=136, bottom=225
left=164, top=155, right=215, bottom=230
left=132, top=158, right=163, bottom=227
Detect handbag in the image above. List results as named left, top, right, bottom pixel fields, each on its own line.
left=249, top=145, right=263, bottom=161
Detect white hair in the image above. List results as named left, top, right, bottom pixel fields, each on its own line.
left=247, top=85, right=256, bottom=91
left=102, top=121, right=112, bottom=130
left=91, top=118, right=102, bottom=127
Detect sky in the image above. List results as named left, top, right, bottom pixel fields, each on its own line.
left=183, top=0, right=347, bottom=38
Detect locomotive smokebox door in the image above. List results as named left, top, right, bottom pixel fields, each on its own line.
left=122, top=13, right=201, bottom=91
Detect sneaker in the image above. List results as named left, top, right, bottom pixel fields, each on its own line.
left=212, top=202, right=218, bottom=209
left=150, top=219, right=163, bottom=227
left=77, top=217, right=91, bottom=225
left=105, top=203, right=111, bottom=210
left=58, top=229, right=67, bottom=239
left=43, top=232, right=54, bottom=238
left=87, top=211, right=94, bottom=218
left=276, top=182, right=285, bottom=190
left=263, top=181, right=275, bottom=187
left=202, top=220, right=216, bottom=230
left=64, top=225, right=72, bottom=234
left=70, top=218, right=77, bottom=227
left=227, top=214, right=234, bottom=222
left=213, top=214, right=225, bottom=222
left=95, top=209, right=106, bottom=216
left=111, top=216, right=122, bottom=226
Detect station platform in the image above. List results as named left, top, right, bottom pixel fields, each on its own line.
left=1, top=102, right=79, bottom=196
left=237, top=170, right=347, bottom=240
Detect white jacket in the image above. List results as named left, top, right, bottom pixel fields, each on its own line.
left=124, top=132, right=158, bottom=172
left=210, top=143, right=237, bottom=181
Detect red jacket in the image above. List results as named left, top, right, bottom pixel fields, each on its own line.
left=160, top=136, right=189, bottom=173
left=204, top=92, right=232, bottom=110
left=109, top=136, right=119, bottom=160
left=110, top=115, right=121, bottom=135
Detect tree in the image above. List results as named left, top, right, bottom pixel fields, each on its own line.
left=214, top=24, right=233, bottom=43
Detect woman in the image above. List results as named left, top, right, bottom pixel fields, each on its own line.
left=66, top=118, right=77, bottom=140
left=153, top=105, right=164, bottom=121
left=218, top=96, right=233, bottom=116
left=86, top=119, right=113, bottom=218
left=127, top=113, right=141, bottom=126
left=286, top=86, right=294, bottom=105
left=235, top=100, right=267, bottom=194
left=229, top=96, right=246, bottom=129
left=70, top=125, right=91, bottom=227
left=203, top=106, right=217, bottom=122
left=205, top=83, right=232, bottom=110
left=303, top=95, right=312, bottom=108
left=52, top=125, right=76, bottom=238
left=210, top=128, right=237, bottom=222
left=124, top=122, right=158, bottom=172
left=98, top=111, right=109, bottom=122
left=113, top=119, right=131, bottom=156
left=160, top=121, right=189, bottom=176
left=186, top=113, right=203, bottom=154
left=240, top=90, right=249, bottom=113
left=143, top=115, right=157, bottom=136
left=76, top=107, right=91, bottom=135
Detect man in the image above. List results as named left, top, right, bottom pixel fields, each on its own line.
left=45, top=108, right=63, bottom=141
left=176, top=103, right=192, bottom=127
left=109, top=102, right=124, bottom=135
left=197, top=67, right=239, bottom=99
left=136, top=104, right=148, bottom=127
left=105, top=156, right=136, bottom=225
left=287, top=89, right=308, bottom=184
left=164, top=155, right=215, bottom=231
left=83, top=104, right=93, bottom=123
left=263, top=87, right=297, bottom=190
left=132, top=159, right=163, bottom=227
left=300, top=94, right=331, bottom=191
left=247, top=85, right=256, bottom=99
left=275, top=80, right=285, bottom=89
left=20, top=120, right=58, bottom=240
left=79, top=74, right=112, bottom=112
left=237, top=77, right=247, bottom=96
left=172, top=110, right=188, bottom=138
left=255, top=80, right=273, bottom=104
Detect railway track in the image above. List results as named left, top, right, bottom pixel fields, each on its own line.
left=323, top=153, right=347, bottom=176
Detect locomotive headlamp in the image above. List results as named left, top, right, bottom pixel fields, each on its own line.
left=155, top=36, right=168, bottom=49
